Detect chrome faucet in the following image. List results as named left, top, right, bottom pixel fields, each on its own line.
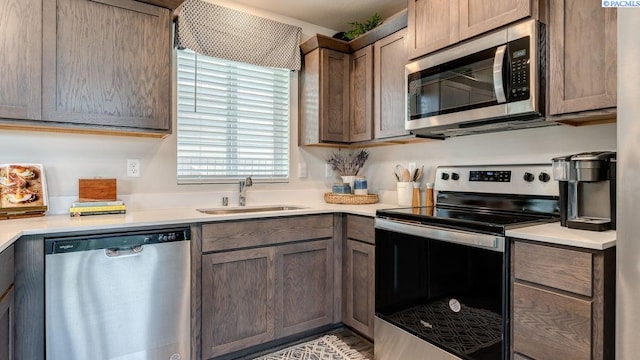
left=239, top=176, right=253, bottom=206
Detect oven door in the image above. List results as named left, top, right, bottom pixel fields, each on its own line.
left=375, top=218, right=509, bottom=360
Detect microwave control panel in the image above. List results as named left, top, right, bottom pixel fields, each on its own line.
left=508, top=37, right=531, bottom=102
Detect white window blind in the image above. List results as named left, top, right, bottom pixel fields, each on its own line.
left=177, top=50, right=290, bottom=184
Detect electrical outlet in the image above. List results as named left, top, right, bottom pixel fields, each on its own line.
left=325, top=164, right=333, bottom=178
left=298, top=162, right=308, bottom=178
left=127, top=159, right=140, bottom=177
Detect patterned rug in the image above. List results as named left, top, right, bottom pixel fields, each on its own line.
left=253, top=335, right=371, bottom=360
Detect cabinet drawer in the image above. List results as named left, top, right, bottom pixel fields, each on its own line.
left=346, top=215, right=374, bottom=244
left=202, top=215, right=333, bottom=252
left=0, top=245, right=14, bottom=297
left=512, top=283, right=592, bottom=360
left=513, top=241, right=592, bottom=296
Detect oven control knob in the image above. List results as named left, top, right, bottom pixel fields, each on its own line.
left=523, top=172, right=535, bottom=182
left=451, top=172, right=460, bottom=181
left=441, top=172, right=450, bottom=180
left=538, top=172, right=551, bottom=182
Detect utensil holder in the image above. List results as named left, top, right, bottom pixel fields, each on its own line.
left=397, top=182, right=413, bottom=206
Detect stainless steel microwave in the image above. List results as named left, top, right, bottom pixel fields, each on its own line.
left=405, top=20, right=549, bottom=138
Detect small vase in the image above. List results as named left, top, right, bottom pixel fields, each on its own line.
left=341, top=176, right=357, bottom=194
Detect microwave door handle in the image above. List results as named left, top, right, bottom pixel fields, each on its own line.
left=493, top=44, right=507, bottom=103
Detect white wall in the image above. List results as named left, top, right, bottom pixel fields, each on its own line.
left=0, top=1, right=617, bottom=214
left=616, top=8, right=640, bottom=360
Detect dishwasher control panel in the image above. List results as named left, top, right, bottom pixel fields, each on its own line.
left=45, top=227, right=190, bottom=254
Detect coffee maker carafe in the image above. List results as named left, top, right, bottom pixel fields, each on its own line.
left=552, top=151, right=616, bottom=231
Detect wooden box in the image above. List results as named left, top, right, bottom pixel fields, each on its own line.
left=78, top=178, right=117, bottom=202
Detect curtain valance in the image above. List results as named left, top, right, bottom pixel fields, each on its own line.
left=175, top=0, right=302, bottom=70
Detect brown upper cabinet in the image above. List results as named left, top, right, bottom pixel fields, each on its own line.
left=299, top=10, right=411, bottom=146
left=42, top=0, right=172, bottom=134
left=0, top=0, right=42, bottom=121
left=350, top=46, right=374, bottom=142
left=407, top=0, right=535, bottom=60
left=0, top=0, right=174, bottom=136
left=547, top=0, right=617, bottom=122
left=374, top=29, right=410, bottom=139
left=299, top=47, right=351, bottom=145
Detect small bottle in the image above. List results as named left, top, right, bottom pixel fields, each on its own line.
left=425, top=182, right=434, bottom=207
left=412, top=182, right=421, bottom=207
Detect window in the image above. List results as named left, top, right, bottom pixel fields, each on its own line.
left=176, top=50, right=290, bottom=184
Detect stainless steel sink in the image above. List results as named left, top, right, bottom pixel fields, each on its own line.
left=197, top=205, right=305, bottom=215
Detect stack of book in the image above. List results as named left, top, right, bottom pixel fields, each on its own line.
left=69, top=200, right=126, bottom=217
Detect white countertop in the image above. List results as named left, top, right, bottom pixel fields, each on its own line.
left=0, top=200, right=394, bottom=253
left=506, top=222, right=616, bottom=250
left=1, top=200, right=617, bottom=252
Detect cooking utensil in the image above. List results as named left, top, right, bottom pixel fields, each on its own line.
left=394, top=165, right=404, bottom=181
left=401, top=168, right=411, bottom=182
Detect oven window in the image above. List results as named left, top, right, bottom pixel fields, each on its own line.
left=376, top=228, right=506, bottom=360
left=408, top=48, right=499, bottom=120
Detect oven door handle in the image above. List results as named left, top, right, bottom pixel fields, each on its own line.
left=375, top=218, right=505, bottom=252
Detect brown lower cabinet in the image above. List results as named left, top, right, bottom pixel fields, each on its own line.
left=343, top=215, right=375, bottom=340
left=199, top=215, right=337, bottom=359
left=0, top=245, right=15, bottom=360
left=511, top=240, right=615, bottom=360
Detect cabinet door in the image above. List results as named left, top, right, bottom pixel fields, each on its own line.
left=458, top=0, right=531, bottom=40
left=201, top=248, right=275, bottom=359
left=0, top=287, right=14, bottom=360
left=275, top=240, right=335, bottom=337
left=42, top=0, right=171, bottom=132
left=374, top=29, right=410, bottom=139
left=407, top=0, right=458, bottom=59
left=548, top=0, right=617, bottom=115
left=350, top=46, right=373, bottom=142
left=0, top=0, right=41, bottom=120
left=343, top=239, right=375, bottom=339
left=512, top=282, right=592, bottom=360
left=321, top=49, right=351, bottom=142
left=0, top=286, right=15, bottom=360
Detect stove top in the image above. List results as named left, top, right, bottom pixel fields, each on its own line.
left=377, top=164, right=560, bottom=236
left=377, top=206, right=557, bottom=236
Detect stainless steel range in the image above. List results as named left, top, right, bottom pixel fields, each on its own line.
left=374, top=164, right=559, bottom=360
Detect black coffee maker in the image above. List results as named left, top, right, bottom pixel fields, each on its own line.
left=552, top=151, right=616, bottom=231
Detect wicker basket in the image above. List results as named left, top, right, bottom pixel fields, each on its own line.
left=324, top=192, right=379, bottom=205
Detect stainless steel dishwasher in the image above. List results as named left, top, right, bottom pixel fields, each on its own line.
left=45, top=227, right=191, bottom=360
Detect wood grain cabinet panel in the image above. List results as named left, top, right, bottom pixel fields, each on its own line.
left=299, top=48, right=351, bottom=144
left=343, top=239, right=375, bottom=339
left=374, top=29, right=409, bottom=139
left=407, top=0, right=459, bottom=60
left=343, top=215, right=375, bottom=339
left=349, top=46, right=373, bottom=142
left=0, top=287, right=15, bottom=360
left=458, top=0, right=531, bottom=41
left=199, top=215, right=337, bottom=358
left=0, top=245, right=14, bottom=360
left=548, top=0, right=617, bottom=116
left=514, top=241, right=592, bottom=296
left=201, top=248, right=275, bottom=359
left=408, top=0, right=534, bottom=59
left=512, top=283, right=592, bottom=360
left=511, top=240, right=616, bottom=360
left=202, top=215, right=333, bottom=252
left=275, top=240, right=334, bottom=337
left=0, top=0, right=41, bottom=121
left=42, top=0, right=172, bottom=133
left=346, top=215, right=374, bottom=245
